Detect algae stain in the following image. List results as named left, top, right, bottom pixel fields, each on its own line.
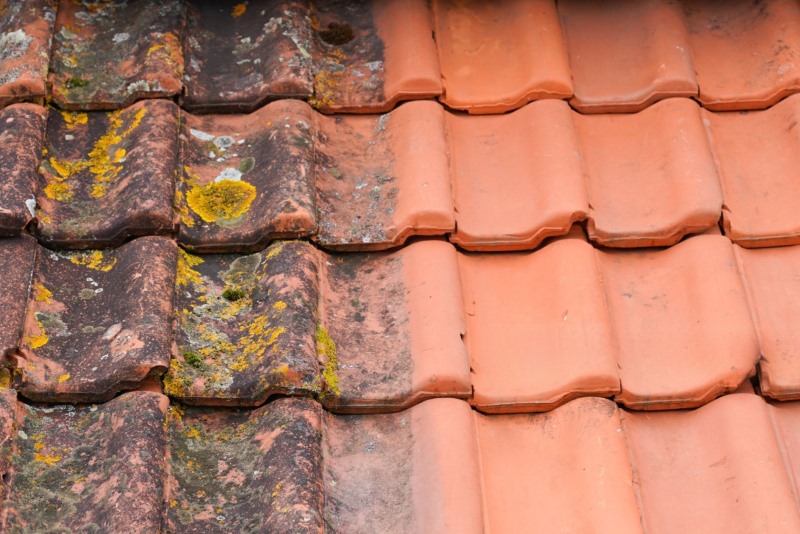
left=316, top=324, right=340, bottom=395
left=186, top=180, right=256, bottom=223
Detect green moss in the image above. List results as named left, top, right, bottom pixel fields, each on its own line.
left=238, top=157, right=255, bottom=174
left=316, top=324, right=340, bottom=396
left=183, top=351, right=204, bottom=369
left=222, top=287, right=246, bottom=302
left=65, top=76, right=89, bottom=89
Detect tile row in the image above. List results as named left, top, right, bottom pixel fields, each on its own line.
left=2, top=390, right=800, bottom=532
left=5, top=232, right=800, bottom=410
left=5, top=96, right=800, bottom=251
left=3, top=0, right=800, bottom=114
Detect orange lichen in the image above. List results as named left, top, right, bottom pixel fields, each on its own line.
left=32, top=283, right=52, bottom=303
left=58, top=373, right=70, bottom=383
left=44, top=181, right=73, bottom=201
left=62, top=111, right=88, bottom=130
left=232, top=3, right=246, bottom=17
left=34, top=452, right=62, bottom=466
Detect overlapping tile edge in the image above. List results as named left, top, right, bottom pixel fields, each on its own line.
left=3, top=0, right=800, bottom=114
left=3, top=391, right=800, bottom=531
left=5, top=95, right=800, bottom=250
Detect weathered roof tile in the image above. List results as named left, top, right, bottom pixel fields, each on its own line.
left=0, top=237, right=36, bottom=362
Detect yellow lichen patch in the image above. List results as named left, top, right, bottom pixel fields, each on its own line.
left=174, top=189, right=194, bottom=228
left=186, top=180, right=256, bottom=223
left=44, top=181, right=73, bottom=201
left=232, top=3, right=246, bottom=17
left=309, top=69, right=342, bottom=110
left=32, top=283, right=53, bottom=303
left=185, top=427, right=201, bottom=439
left=58, top=373, right=70, bottom=383
left=273, top=301, right=287, bottom=311
left=27, top=319, right=48, bottom=349
left=69, top=250, right=117, bottom=272
left=176, top=249, right=204, bottom=288
left=34, top=452, right=62, bottom=466
left=61, top=111, right=88, bottom=130
left=90, top=184, right=106, bottom=198
left=316, top=324, right=340, bottom=395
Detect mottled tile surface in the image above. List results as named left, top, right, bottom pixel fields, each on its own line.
left=165, top=242, right=321, bottom=405
left=15, top=237, right=177, bottom=402
left=0, top=390, right=169, bottom=533
left=0, top=104, right=46, bottom=235
left=166, top=398, right=324, bottom=532
left=36, top=100, right=179, bottom=248
left=0, top=0, right=55, bottom=107
left=48, top=0, right=184, bottom=109
left=177, top=101, right=316, bottom=252
left=0, top=237, right=36, bottom=361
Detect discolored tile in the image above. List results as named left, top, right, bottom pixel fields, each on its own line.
left=48, top=0, right=184, bottom=110
left=0, top=104, right=46, bottom=235
left=0, top=237, right=37, bottom=362
left=0, top=390, right=169, bottom=533
left=319, top=241, right=470, bottom=413
left=621, top=393, right=800, bottom=532
left=474, top=397, right=642, bottom=533
left=576, top=98, right=723, bottom=247
left=181, top=0, right=313, bottom=113
left=459, top=235, right=619, bottom=413
left=559, top=0, right=697, bottom=113
left=448, top=99, right=587, bottom=251
left=433, top=0, right=572, bottom=113
left=707, top=94, right=800, bottom=247
left=735, top=244, right=800, bottom=400
left=36, top=100, right=179, bottom=248
left=314, top=100, right=453, bottom=250
left=14, top=237, right=177, bottom=402
left=682, top=0, right=800, bottom=110
left=164, top=242, right=321, bottom=406
left=599, top=235, right=759, bottom=409
left=177, top=100, right=316, bottom=252
left=166, top=398, right=325, bottom=532
left=0, top=0, right=56, bottom=107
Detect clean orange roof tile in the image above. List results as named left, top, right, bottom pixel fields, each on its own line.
left=559, top=0, right=697, bottom=113
left=459, top=235, right=619, bottom=413
left=735, top=243, right=800, bottom=400
left=475, top=397, right=642, bottom=533
left=432, top=0, right=572, bottom=113
left=621, top=393, right=800, bottom=532
left=707, top=93, right=800, bottom=247
left=683, top=0, right=800, bottom=111
left=448, top=99, right=588, bottom=251
left=0, top=0, right=55, bottom=107
left=600, top=234, right=759, bottom=409
left=314, top=100, right=453, bottom=250
left=577, top=98, right=723, bottom=247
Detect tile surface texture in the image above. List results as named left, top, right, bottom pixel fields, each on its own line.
left=0, top=0, right=55, bottom=107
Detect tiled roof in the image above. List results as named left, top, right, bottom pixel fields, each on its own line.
left=2, top=0, right=800, bottom=531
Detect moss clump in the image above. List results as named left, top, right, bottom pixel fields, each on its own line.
left=65, top=76, right=89, bottom=88
left=183, top=351, right=204, bottom=369
left=186, top=180, right=256, bottom=223
left=222, top=287, right=246, bottom=302
left=316, top=324, right=340, bottom=395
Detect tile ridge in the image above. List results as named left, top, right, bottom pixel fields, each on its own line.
left=766, top=400, right=800, bottom=512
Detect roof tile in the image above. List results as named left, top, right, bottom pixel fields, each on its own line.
left=166, top=242, right=321, bottom=406
left=621, top=393, right=800, bottom=532
left=177, top=100, right=316, bottom=252
left=48, top=0, right=184, bottom=110
left=36, top=100, right=179, bottom=248
left=682, top=0, right=800, bottom=111
left=0, top=237, right=36, bottom=361
left=432, top=0, right=572, bottom=113
left=600, top=234, right=759, bottom=409
left=708, top=93, right=800, bottom=247
left=0, top=390, right=169, bottom=533
left=14, top=237, right=177, bottom=402
left=0, top=0, right=55, bottom=107
left=0, top=103, right=46, bottom=235
left=459, top=235, right=620, bottom=412
left=735, top=243, right=800, bottom=400
left=577, top=98, right=723, bottom=247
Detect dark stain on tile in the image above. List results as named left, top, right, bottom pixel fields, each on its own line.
left=36, top=100, right=179, bottom=248
left=13, top=237, right=177, bottom=403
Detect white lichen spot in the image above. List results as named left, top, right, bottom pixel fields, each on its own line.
left=64, top=134, right=74, bottom=141
left=102, top=323, right=122, bottom=340
left=0, top=30, right=32, bottom=61
left=191, top=128, right=215, bottom=141
left=112, top=32, right=130, bottom=44
left=59, top=27, right=76, bottom=40
left=213, top=136, right=234, bottom=150
left=25, top=198, right=36, bottom=217
left=214, top=168, right=242, bottom=183
left=18, top=430, right=28, bottom=440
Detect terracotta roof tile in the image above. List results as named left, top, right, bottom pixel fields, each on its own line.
left=36, top=100, right=179, bottom=248
left=48, top=0, right=184, bottom=110
left=0, top=0, right=55, bottom=107
left=14, top=237, right=177, bottom=402
left=0, top=104, right=46, bottom=235
left=432, top=0, right=572, bottom=113
left=735, top=243, right=800, bottom=400
left=0, top=237, right=36, bottom=362
left=708, top=93, right=800, bottom=247
left=559, top=0, right=697, bottom=113
left=601, top=234, right=759, bottom=409
left=0, top=390, right=169, bottom=532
